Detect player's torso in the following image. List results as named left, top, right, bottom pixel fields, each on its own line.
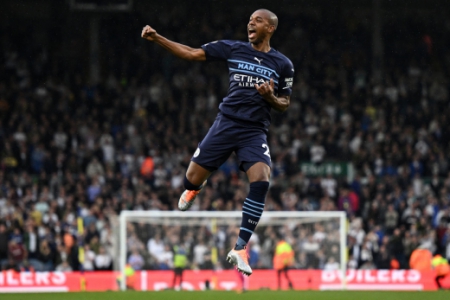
left=219, top=43, right=288, bottom=127
left=200, top=40, right=292, bottom=128
left=226, top=43, right=283, bottom=96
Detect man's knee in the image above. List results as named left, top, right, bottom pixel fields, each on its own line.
left=246, top=162, right=270, bottom=182
left=185, top=162, right=211, bottom=185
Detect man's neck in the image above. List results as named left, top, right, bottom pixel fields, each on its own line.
left=251, top=41, right=271, bottom=53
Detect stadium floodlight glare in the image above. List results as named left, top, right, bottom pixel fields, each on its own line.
left=118, top=210, right=347, bottom=291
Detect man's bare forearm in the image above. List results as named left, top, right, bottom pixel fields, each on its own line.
left=254, top=79, right=289, bottom=112
left=152, top=34, right=206, bottom=61
left=264, top=95, right=290, bottom=112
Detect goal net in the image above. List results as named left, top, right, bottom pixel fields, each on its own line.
left=118, top=211, right=347, bottom=291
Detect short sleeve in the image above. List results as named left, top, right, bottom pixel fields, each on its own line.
left=277, top=59, right=295, bottom=96
left=201, top=40, right=234, bottom=61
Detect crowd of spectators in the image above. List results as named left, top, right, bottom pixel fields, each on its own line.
left=126, top=220, right=341, bottom=271
left=1, top=4, right=450, bottom=272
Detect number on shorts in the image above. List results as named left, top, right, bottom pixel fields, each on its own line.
left=262, top=143, right=271, bottom=159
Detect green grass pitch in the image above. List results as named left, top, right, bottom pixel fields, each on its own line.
left=0, top=291, right=449, bottom=300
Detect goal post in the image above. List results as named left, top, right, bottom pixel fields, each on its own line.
left=118, top=210, right=347, bottom=291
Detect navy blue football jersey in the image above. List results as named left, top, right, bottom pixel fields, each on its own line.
left=201, top=40, right=294, bottom=129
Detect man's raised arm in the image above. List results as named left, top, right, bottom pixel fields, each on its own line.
left=141, top=25, right=206, bottom=61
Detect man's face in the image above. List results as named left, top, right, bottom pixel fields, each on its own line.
left=247, top=10, right=274, bottom=44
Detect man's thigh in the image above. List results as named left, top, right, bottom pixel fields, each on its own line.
left=191, top=116, right=236, bottom=171
left=235, top=130, right=271, bottom=171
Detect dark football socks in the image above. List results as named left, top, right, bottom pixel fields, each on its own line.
left=183, top=176, right=203, bottom=191
left=235, top=181, right=269, bottom=250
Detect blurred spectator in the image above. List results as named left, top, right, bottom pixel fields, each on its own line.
left=56, top=260, right=73, bottom=272
left=89, top=236, right=101, bottom=254
left=23, top=224, right=40, bottom=270
left=128, top=249, right=145, bottom=271
left=193, top=239, right=208, bottom=269
left=324, top=257, right=340, bottom=271
left=94, top=246, right=112, bottom=270
left=310, top=139, right=326, bottom=165
left=86, top=158, right=105, bottom=179
left=147, top=233, right=164, bottom=266
left=38, top=240, right=55, bottom=271
left=8, top=240, right=26, bottom=270
left=85, top=223, right=100, bottom=245
left=384, top=204, right=399, bottom=235
left=82, top=245, right=96, bottom=271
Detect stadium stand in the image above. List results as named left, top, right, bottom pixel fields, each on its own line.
left=0, top=2, right=450, bottom=272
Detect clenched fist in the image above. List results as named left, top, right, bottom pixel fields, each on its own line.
left=141, top=25, right=157, bottom=41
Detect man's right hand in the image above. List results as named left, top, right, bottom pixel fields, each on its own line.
left=141, top=25, right=157, bottom=41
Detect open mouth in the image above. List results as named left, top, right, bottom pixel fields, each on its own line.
left=248, top=28, right=256, bottom=39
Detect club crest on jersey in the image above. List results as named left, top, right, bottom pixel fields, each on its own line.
left=193, top=148, right=200, bottom=157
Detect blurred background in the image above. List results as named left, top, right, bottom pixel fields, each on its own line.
left=0, top=0, right=450, bottom=276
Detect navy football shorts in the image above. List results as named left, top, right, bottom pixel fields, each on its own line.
left=191, top=113, right=271, bottom=172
